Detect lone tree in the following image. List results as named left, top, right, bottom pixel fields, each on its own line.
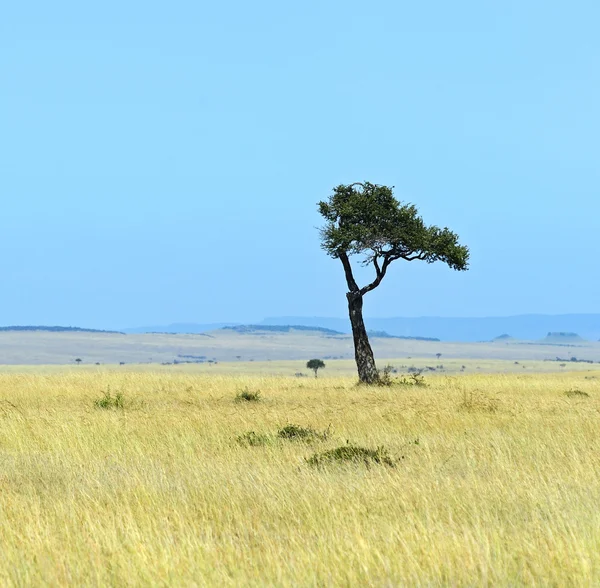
left=75, top=358, right=82, bottom=365
left=318, top=182, right=469, bottom=384
left=306, top=358, right=326, bottom=378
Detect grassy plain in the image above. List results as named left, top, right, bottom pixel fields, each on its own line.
left=1, top=367, right=599, bottom=585
left=2, top=329, right=600, bottom=366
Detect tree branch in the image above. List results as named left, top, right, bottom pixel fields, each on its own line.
left=373, top=256, right=381, bottom=278
left=339, top=251, right=360, bottom=293
left=359, top=254, right=393, bottom=296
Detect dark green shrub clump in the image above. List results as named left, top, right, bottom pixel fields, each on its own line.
left=235, top=387, right=261, bottom=402
left=236, top=431, right=272, bottom=447
left=277, top=424, right=329, bottom=442
left=565, top=389, right=590, bottom=398
left=94, top=388, right=124, bottom=410
left=307, top=444, right=395, bottom=468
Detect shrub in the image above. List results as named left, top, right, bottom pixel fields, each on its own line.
left=277, top=424, right=329, bottom=442
left=235, top=387, right=261, bottom=402
left=236, top=431, right=272, bottom=447
left=375, top=365, right=427, bottom=387
left=307, top=444, right=395, bottom=468
left=398, top=371, right=426, bottom=387
left=565, top=389, right=590, bottom=398
left=94, top=388, right=125, bottom=410
left=376, top=364, right=395, bottom=386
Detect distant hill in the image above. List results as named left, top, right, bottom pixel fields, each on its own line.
left=367, top=330, right=440, bottom=342
left=261, top=314, right=600, bottom=342
left=122, top=315, right=600, bottom=342
left=123, top=323, right=240, bottom=334
left=0, top=326, right=124, bottom=334
left=221, top=325, right=344, bottom=335
left=541, top=332, right=586, bottom=344
left=493, top=334, right=517, bottom=342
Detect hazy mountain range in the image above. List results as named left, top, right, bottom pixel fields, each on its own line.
left=122, top=314, right=600, bottom=342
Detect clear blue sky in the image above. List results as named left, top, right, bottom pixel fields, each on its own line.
left=1, top=0, right=598, bottom=329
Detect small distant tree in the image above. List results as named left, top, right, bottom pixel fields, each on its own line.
left=307, top=358, right=326, bottom=378
left=436, top=353, right=442, bottom=360
left=75, top=358, right=82, bottom=365
left=318, top=182, right=469, bottom=384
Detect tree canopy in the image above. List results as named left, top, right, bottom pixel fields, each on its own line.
left=318, top=182, right=469, bottom=295
left=306, top=359, right=326, bottom=377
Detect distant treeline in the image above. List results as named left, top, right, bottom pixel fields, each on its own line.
left=222, top=325, right=343, bottom=335
left=367, top=330, right=440, bottom=342
left=0, top=326, right=124, bottom=334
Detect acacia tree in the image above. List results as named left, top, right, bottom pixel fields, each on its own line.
left=318, top=182, right=469, bottom=384
left=306, top=358, right=326, bottom=378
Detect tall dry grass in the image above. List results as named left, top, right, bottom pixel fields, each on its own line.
left=0, top=369, right=598, bottom=585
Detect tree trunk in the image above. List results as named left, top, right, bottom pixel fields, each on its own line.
left=347, top=291, right=379, bottom=384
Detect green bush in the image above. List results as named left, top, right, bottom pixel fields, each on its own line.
left=277, top=424, right=329, bottom=442
left=94, top=388, right=125, bottom=410
left=306, top=444, right=395, bottom=468
left=565, top=389, right=590, bottom=398
left=235, top=388, right=261, bottom=402
left=236, top=431, right=272, bottom=447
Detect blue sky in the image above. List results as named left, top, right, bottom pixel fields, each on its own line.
left=1, top=0, right=598, bottom=329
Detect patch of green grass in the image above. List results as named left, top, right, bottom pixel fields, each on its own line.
left=306, top=444, right=395, bottom=468
left=94, top=388, right=124, bottom=410
left=235, top=387, right=261, bottom=402
left=277, top=423, right=329, bottom=442
left=565, top=389, right=590, bottom=398
left=235, top=431, right=272, bottom=447
left=397, top=371, right=426, bottom=387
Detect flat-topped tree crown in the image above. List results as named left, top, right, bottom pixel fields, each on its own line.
left=317, top=182, right=469, bottom=384
left=318, top=182, right=469, bottom=294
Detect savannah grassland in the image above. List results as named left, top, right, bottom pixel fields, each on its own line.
left=1, top=366, right=599, bottom=586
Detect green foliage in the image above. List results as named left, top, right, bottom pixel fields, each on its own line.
left=235, top=387, right=261, bottom=402
left=94, top=388, right=124, bottom=410
left=375, top=365, right=426, bottom=387
left=306, top=358, right=326, bottom=376
left=306, top=444, right=395, bottom=468
left=398, top=371, right=426, bottom=387
left=565, top=389, right=590, bottom=398
left=376, top=364, right=396, bottom=386
left=236, top=431, right=272, bottom=447
left=277, top=423, right=329, bottom=442
left=318, top=182, right=469, bottom=272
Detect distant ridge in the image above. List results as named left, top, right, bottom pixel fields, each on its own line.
left=493, top=334, right=516, bottom=341
left=367, top=330, right=440, bottom=342
left=123, top=323, right=239, bottom=334
left=0, top=326, right=124, bottom=334
left=122, top=315, right=600, bottom=342
left=542, top=332, right=585, bottom=344
left=222, top=325, right=343, bottom=335
left=261, top=314, right=600, bottom=342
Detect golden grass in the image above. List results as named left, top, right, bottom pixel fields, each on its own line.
left=0, top=369, right=599, bottom=585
